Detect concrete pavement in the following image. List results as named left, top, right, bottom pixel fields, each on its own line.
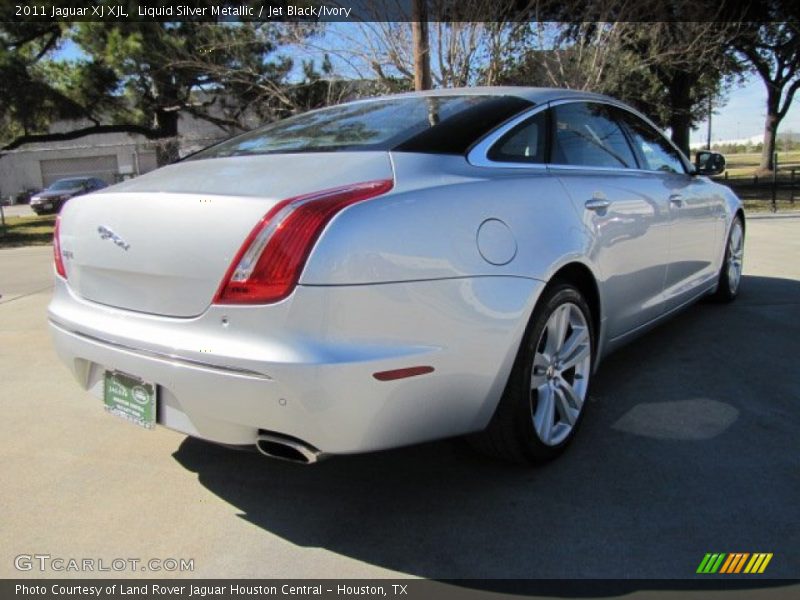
left=1, top=217, right=798, bottom=586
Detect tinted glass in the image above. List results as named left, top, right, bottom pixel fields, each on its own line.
left=49, top=178, right=88, bottom=191
left=615, top=110, right=686, bottom=174
left=552, top=103, right=636, bottom=169
left=192, top=96, right=532, bottom=159
left=487, top=110, right=547, bottom=163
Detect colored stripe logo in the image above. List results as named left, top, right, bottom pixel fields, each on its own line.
left=697, top=553, right=773, bottom=574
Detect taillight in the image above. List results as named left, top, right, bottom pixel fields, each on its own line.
left=53, top=216, right=67, bottom=279
left=214, top=179, right=393, bottom=305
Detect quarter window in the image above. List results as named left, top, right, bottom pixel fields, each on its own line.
left=551, top=103, right=636, bottom=169
left=487, top=111, right=547, bottom=163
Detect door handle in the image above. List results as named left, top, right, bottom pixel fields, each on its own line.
left=585, top=198, right=610, bottom=211
left=669, top=194, right=684, bottom=207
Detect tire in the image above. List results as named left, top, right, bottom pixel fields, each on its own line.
left=470, top=283, right=595, bottom=464
left=712, top=216, right=744, bottom=302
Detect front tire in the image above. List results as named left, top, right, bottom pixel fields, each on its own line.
left=471, top=283, right=595, bottom=464
left=713, top=216, right=744, bottom=302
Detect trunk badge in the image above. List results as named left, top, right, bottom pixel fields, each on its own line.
left=97, top=226, right=130, bottom=251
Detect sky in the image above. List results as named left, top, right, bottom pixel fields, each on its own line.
left=691, top=75, right=800, bottom=147
left=54, top=30, right=800, bottom=148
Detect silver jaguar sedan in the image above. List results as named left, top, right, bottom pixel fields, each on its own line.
left=48, top=87, right=744, bottom=464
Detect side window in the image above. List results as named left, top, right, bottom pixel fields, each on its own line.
left=551, top=103, right=636, bottom=169
left=487, top=110, right=547, bottom=163
left=615, top=110, right=686, bottom=174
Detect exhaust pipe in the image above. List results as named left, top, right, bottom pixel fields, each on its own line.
left=256, top=433, right=322, bottom=465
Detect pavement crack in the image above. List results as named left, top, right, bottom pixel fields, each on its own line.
left=0, top=285, right=54, bottom=305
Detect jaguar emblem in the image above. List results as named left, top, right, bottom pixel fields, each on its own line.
left=97, top=225, right=130, bottom=251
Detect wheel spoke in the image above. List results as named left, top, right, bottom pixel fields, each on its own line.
left=533, top=385, right=555, bottom=442
left=554, top=386, right=578, bottom=425
left=544, top=305, right=569, bottom=355
left=559, top=327, right=590, bottom=370
left=557, top=376, right=584, bottom=412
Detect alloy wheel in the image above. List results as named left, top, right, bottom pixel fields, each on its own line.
left=530, top=302, right=591, bottom=446
left=727, top=220, right=744, bottom=294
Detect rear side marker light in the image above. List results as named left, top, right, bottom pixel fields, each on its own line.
left=214, top=179, right=393, bottom=305
left=53, top=216, right=67, bottom=279
left=373, top=366, right=435, bottom=381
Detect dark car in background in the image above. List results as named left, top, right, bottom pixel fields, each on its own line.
left=30, top=177, right=108, bottom=215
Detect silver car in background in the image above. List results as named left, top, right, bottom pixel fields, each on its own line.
left=48, top=88, right=744, bottom=464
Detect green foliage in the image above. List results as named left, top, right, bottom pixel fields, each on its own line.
left=1, top=20, right=331, bottom=156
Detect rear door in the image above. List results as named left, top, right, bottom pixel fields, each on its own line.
left=547, top=101, right=671, bottom=339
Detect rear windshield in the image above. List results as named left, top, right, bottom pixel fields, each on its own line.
left=49, top=178, right=87, bottom=190
left=190, top=95, right=533, bottom=159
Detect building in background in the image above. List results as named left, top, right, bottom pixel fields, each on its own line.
left=0, top=111, right=234, bottom=202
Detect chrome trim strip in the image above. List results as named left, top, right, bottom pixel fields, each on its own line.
left=468, top=96, right=692, bottom=175
left=49, top=319, right=272, bottom=380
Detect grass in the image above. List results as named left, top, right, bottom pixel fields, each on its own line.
left=713, top=151, right=800, bottom=211
left=742, top=199, right=799, bottom=213
left=0, top=214, right=56, bottom=248
left=722, top=151, right=800, bottom=178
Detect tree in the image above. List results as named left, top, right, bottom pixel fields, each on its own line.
left=0, top=21, right=106, bottom=143
left=69, top=22, right=319, bottom=163
left=411, top=0, right=432, bottom=90
left=618, top=22, right=742, bottom=157
left=1, top=20, right=330, bottom=164
left=734, top=15, right=800, bottom=171
left=305, top=0, right=530, bottom=92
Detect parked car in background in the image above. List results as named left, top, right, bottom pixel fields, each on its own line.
left=49, top=88, right=743, bottom=465
left=30, top=177, right=107, bottom=215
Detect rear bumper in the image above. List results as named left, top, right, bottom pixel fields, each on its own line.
left=48, top=276, right=542, bottom=454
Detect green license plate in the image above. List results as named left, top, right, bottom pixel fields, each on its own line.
left=103, top=371, right=156, bottom=430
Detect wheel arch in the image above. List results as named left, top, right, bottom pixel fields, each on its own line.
left=548, top=262, right=602, bottom=338
left=735, top=207, right=745, bottom=232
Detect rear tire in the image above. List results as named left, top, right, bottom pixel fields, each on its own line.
left=713, top=216, right=744, bottom=302
left=470, top=283, right=595, bottom=464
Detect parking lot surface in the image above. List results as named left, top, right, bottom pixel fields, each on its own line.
left=1, top=215, right=798, bottom=587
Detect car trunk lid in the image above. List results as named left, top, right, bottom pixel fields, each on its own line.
left=57, top=152, right=393, bottom=317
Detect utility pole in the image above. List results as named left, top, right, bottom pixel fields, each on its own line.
left=706, top=95, right=713, bottom=150
left=411, top=0, right=432, bottom=91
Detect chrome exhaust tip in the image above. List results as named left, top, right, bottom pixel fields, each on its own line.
left=255, top=433, right=322, bottom=465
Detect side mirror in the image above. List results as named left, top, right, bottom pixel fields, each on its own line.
left=695, top=151, right=725, bottom=176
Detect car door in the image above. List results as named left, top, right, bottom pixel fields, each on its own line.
left=547, top=101, right=672, bottom=340
left=615, top=110, right=723, bottom=312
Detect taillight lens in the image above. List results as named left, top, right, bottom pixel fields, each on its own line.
left=53, top=216, right=67, bottom=279
left=214, top=179, right=393, bottom=305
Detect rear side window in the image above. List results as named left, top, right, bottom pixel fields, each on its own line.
left=487, top=111, right=547, bottom=163
left=615, top=110, right=687, bottom=174
left=551, top=103, right=637, bottom=169
left=190, top=95, right=533, bottom=159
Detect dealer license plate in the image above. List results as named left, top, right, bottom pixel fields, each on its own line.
left=103, top=370, right=156, bottom=430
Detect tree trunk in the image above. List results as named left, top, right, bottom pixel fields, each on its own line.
left=669, top=111, right=692, bottom=159
left=760, top=88, right=780, bottom=172
left=154, top=108, right=180, bottom=166
left=411, top=0, right=431, bottom=91
left=667, top=72, right=693, bottom=158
